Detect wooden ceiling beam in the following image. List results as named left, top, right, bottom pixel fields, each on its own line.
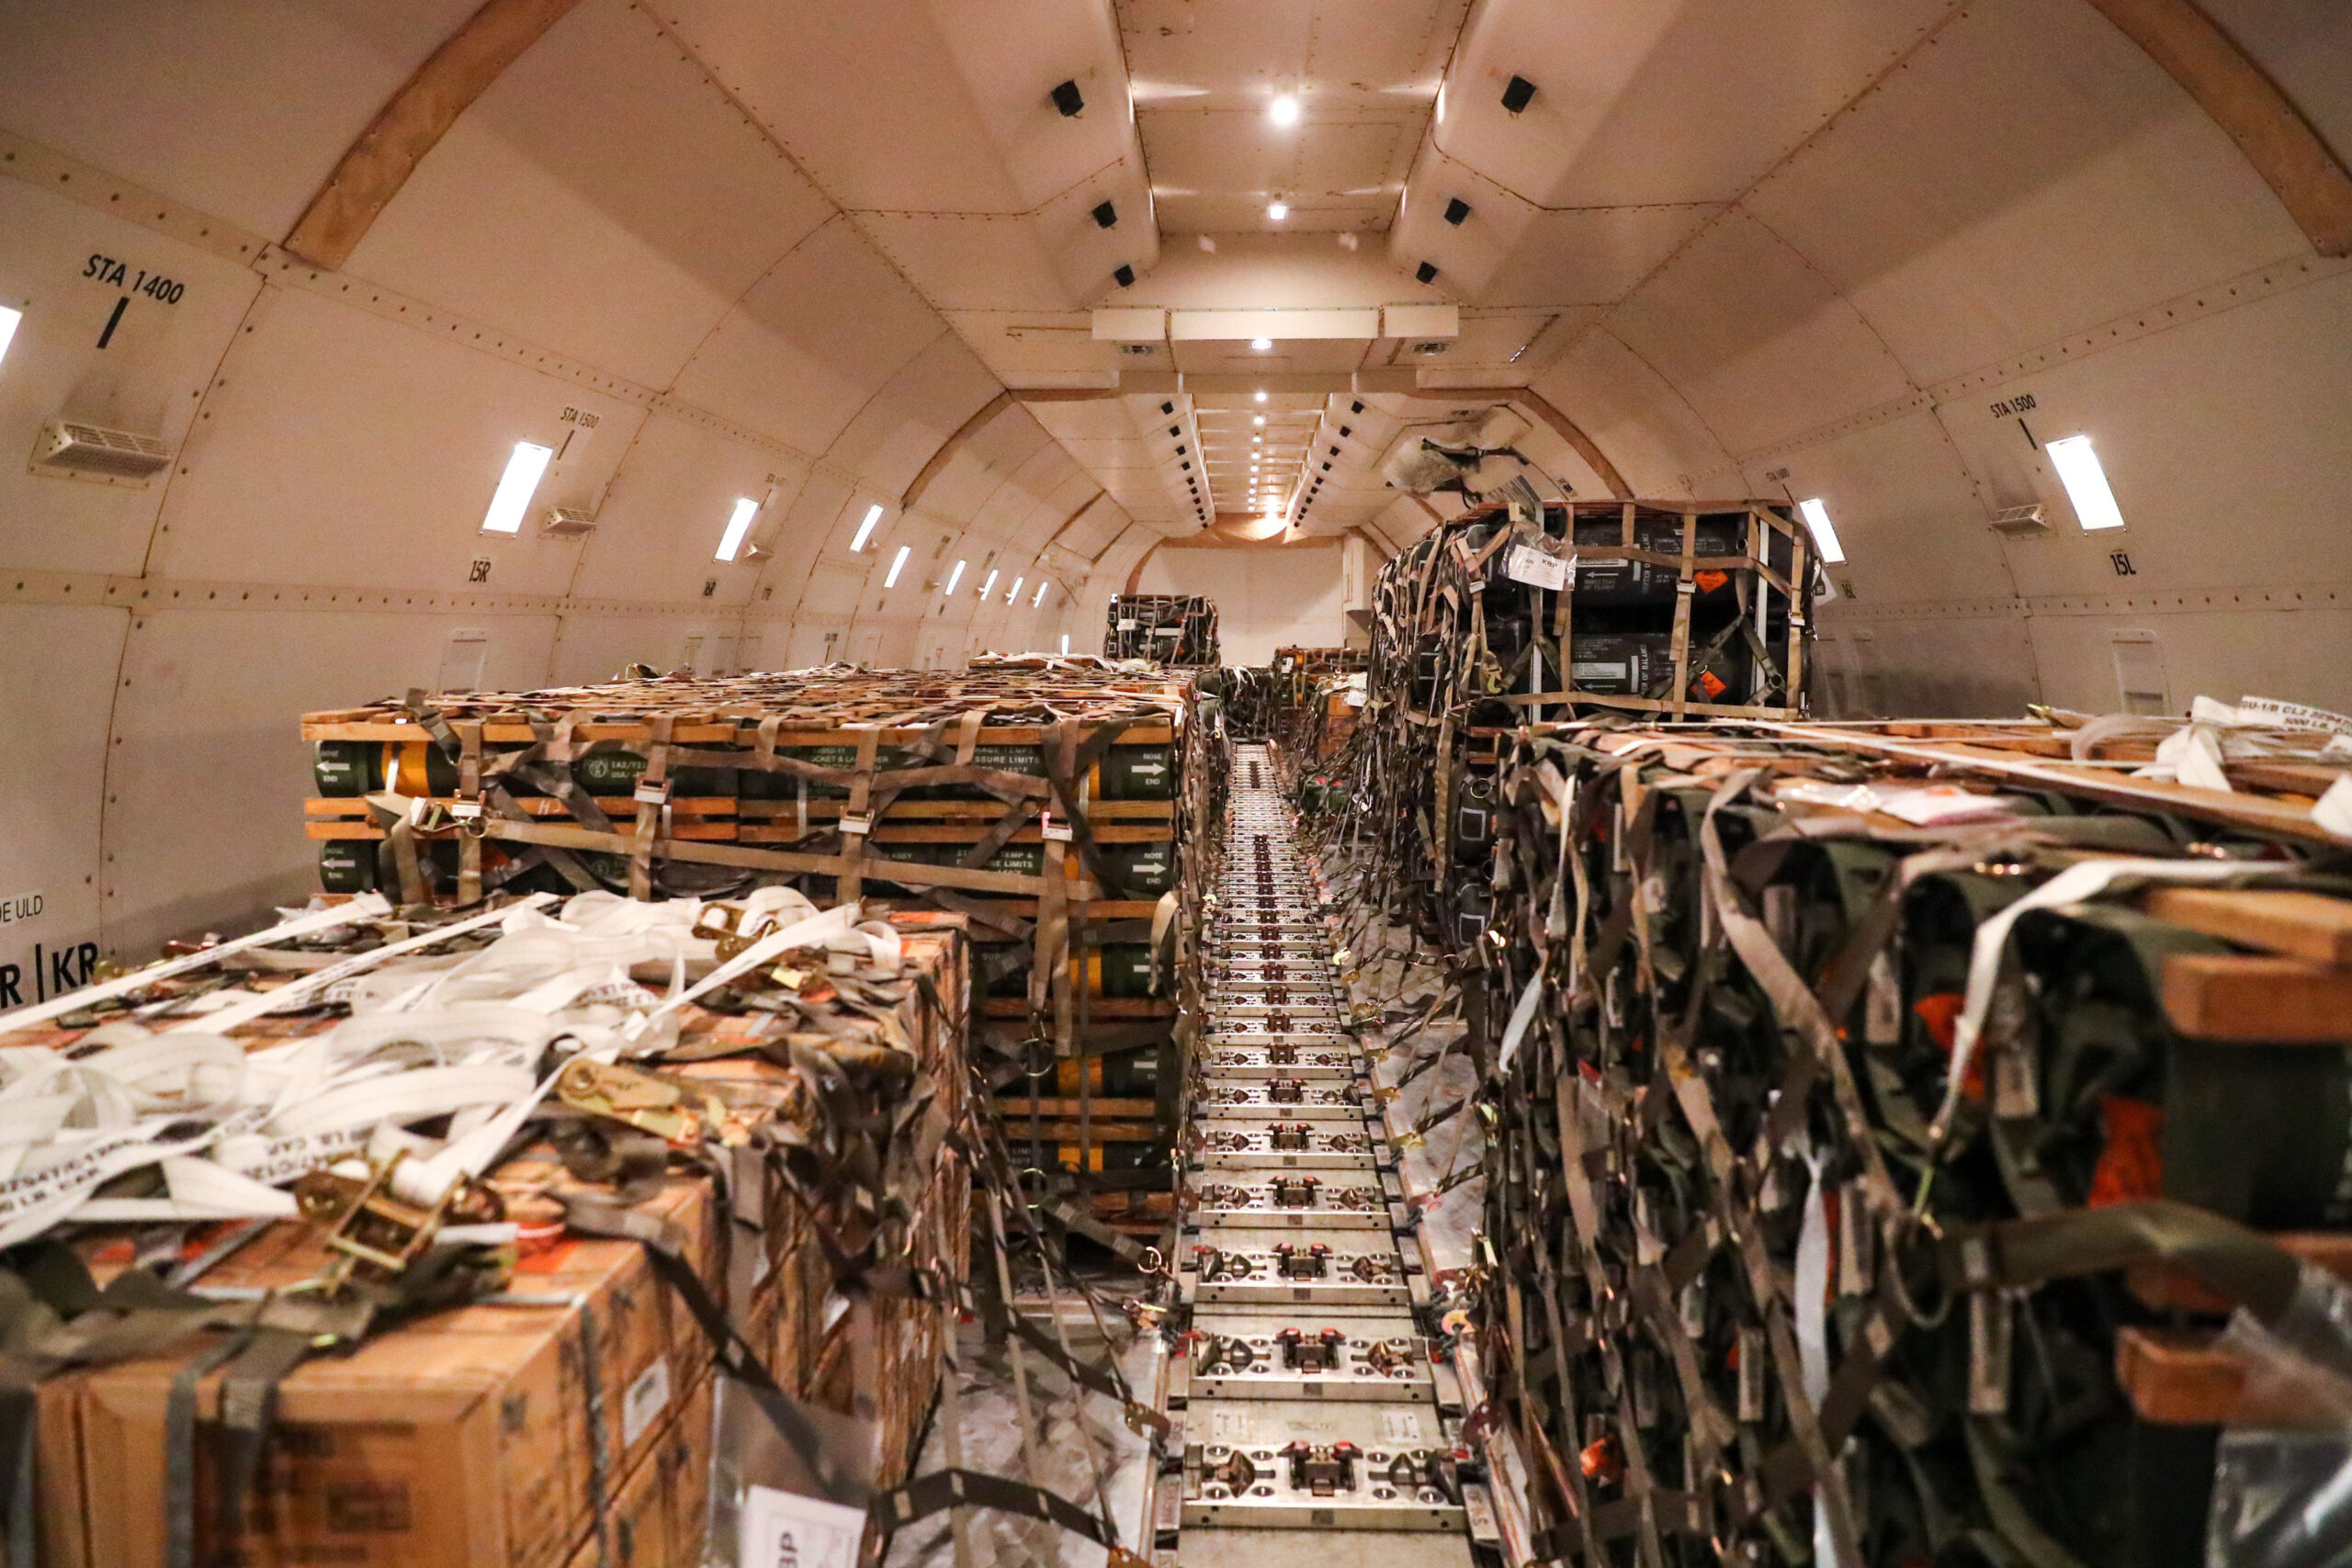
left=283, top=0, right=585, bottom=269
left=2084, top=0, right=2352, bottom=257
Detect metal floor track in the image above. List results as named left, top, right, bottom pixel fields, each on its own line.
left=1148, top=745, right=1493, bottom=1568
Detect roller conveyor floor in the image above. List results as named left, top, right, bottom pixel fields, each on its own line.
left=1153, top=745, right=1490, bottom=1568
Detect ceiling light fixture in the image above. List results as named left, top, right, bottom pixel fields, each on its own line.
left=480, top=442, right=555, bottom=536
left=1007, top=575, right=1023, bottom=603
left=1267, top=199, right=1288, bottom=221
left=884, top=544, right=911, bottom=587
left=1269, top=95, right=1300, bottom=127
left=850, top=502, right=885, bottom=551
left=944, top=559, right=966, bottom=594
left=0, top=306, right=21, bottom=370
left=714, top=496, right=761, bottom=562
left=1797, top=499, right=1848, bottom=563
left=979, top=568, right=999, bottom=598
left=1033, top=580, right=1049, bottom=607
left=1250, top=336, right=1272, bottom=352
left=1253, top=415, right=1266, bottom=426
left=2048, top=435, right=2128, bottom=531
left=1254, top=389, right=1268, bottom=403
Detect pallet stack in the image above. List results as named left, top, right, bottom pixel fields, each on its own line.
left=1265, top=647, right=1365, bottom=760
left=1104, top=593, right=1219, bottom=665
left=1442, top=714, right=2352, bottom=1567
left=14, top=902, right=969, bottom=1568
left=1334, top=497, right=1816, bottom=954
left=298, top=665, right=1213, bottom=1238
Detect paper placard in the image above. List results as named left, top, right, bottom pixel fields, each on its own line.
left=1117, top=618, right=1138, bottom=630
left=622, top=1357, right=672, bottom=1446
left=1504, top=545, right=1573, bottom=592
left=836, top=813, right=873, bottom=837
left=633, top=779, right=673, bottom=805
left=739, top=1485, right=867, bottom=1568
left=1040, top=818, right=1074, bottom=842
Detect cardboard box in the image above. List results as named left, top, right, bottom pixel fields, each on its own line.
left=72, top=1195, right=705, bottom=1568
left=562, top=1373, right=713, bottom=1568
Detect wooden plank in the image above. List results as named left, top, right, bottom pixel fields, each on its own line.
left=2162, top=952, right=2352, bottom=1041
left=983, top=1098, right=1158, bottom=1119
left=2128, top=1232, right=2352, bottom=1314
left=1745, top=724, right=2346, bottom=846
left=2116, top=1326, right=2338, bottom=1427
left=972, top=1122, right=1161, bottom=1144
left=481, top=818, right=1106, bottom=900
left=300, top=720, right=1177, bottom=747
left=2144, top=886, right=2352, bottom=964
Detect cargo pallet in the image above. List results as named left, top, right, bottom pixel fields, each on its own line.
left=297, top=666, right=1222, bottom=1232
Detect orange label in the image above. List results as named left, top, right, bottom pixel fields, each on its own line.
left=2087, top=1095, right=2165, bottom=1207
left=1694, top=671, right=1727, bottom=700
left=1693, top=570, right=1729, bottom=593
left=1913, top=992, right=1984, bottom=1100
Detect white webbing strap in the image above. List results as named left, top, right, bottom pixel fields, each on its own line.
left=172, top=895, right=556, bottom=1035
left=1931, top=856, right=2277, bottom=1143
left=0, top=895, right=390, bottom=1032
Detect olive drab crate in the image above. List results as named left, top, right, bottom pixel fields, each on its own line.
left=1322, top=496, right=1819, bottom=958
left=299, top=661, right=1216, bottom=1241
left=1389, top=714, right=2352, bottom=1568
left=1104, top=592, right=1219, bottom=665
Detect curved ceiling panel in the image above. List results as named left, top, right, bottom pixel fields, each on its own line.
left=1741, top=0, right=2310, bottom=382
left=1605, top=210, right=1919, bottom=457
left=0, top=0, right=478, bottom=236
left=819, top=333, right=1006, bottom=492
left=1422, top=0, right=1955, bottom=210
left=344, top=0, right=837, bottom=387
left=666, top=219, right=946, bottom=455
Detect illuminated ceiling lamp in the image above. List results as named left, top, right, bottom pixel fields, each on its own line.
left=1268, top=94, right=1300, bottom=127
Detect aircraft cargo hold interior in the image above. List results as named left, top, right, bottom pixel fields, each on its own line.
left=3, top=3, right=2352, bottom=1565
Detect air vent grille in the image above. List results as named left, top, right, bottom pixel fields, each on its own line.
left=34, top=419, right=174, bottom=479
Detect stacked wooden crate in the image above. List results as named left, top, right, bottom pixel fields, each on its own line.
left=21, top=909, right=968, bottom=1568
left=298, top=665, right=1204, bottom=1235
left=1269, top=646, right=1366, bottom=763
left=1338, top=495, right=1816, bottom=952
left=1454, top=715, right=2352, bottom=1567
left=1103, top=593, right=1219, bottom=664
